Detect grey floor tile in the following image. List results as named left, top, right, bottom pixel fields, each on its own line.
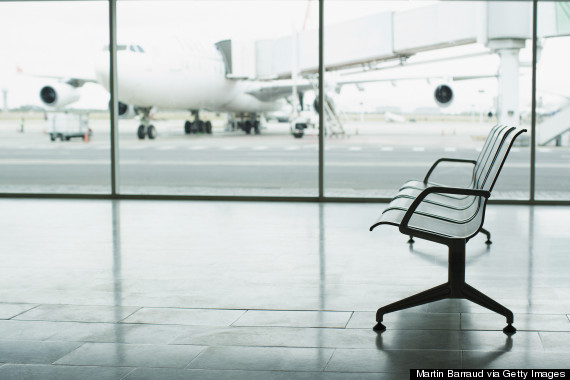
left=325, top=373, right=409, bottom=380
left=125, top=368, right=407, bottom=380
left=122, top=307, right=245, bottom=326
left=125, top=368, right=326, bottom=380
left=460, top=331, right=543, bottom=351
left=539, top=331, right=570, bottom=352
left=0, top=340, right=83, bottom=364
left=461, top=313, right=570, bottom=332
left=48, top=322, right=186, bottom=344
left=187, top=346, right=334, bottom=371
left=233, top=310, right=352, bottom=328
left=0, top=320, right=64, bottom=341
left=15, top=304, right=140, bottom=323
left=172, top=325, right=382, bottom=349
left=0, top=304, right=38, bottom=319
left=374, top=330, right=461, bottom=350
left=325, top=349, right=461, bottom=373
left=462, top=351, right=570, bottom=369
left=426, top=299, right=489, bottom=313
left=55, top=343, right=205, bottom=368
left=0, top=364, right=133, bottom=380
left=347, top=311, right=461, bottom=330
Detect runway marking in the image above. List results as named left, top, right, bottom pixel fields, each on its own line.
left=444, top=147, right=457, bottom=152
left=380, top=147, right=394, bottom=151
left=157, top=146, right=176, bottom=150
left=122, top=145, right=146, bottom=150
left=188, top=146, right=207, bottom=150
left=253, top=146, right=268, bottom=150
left=285, top=146, right=300, bottom=150
left=538, top=148, right=551, bottom=153
left=221, top=146, right=237, bottom=150
left=511, top=148, right=520, bottom=153
left=348, top=147, right=362, bottom=151
left=412, top=147, right=425, bottom=152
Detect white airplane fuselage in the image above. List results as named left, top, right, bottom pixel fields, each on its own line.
left=94, top=39, right=282, bottom=114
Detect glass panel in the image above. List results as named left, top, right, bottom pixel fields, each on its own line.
left=323, top=1, right=530, bottom=200
left=0, top=1, right=110, bottom=194
left=536, top=2, right=570, bottom=200
left=115, top=1, right=318, bottom=196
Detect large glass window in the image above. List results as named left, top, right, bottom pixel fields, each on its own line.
left=114, top=1, right=318, bottom=196
left=536, top=2, right=570, bottom=200
left=0, top=1, right=110, bottom=194
left=322, top=1, right=531, bottom=200
left=1, top=0, right=567, bottom=203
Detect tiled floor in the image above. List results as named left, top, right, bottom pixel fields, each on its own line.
left=0, top=199, right=569, bottom=379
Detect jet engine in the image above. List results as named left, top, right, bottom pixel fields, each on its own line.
left=434, top=84, right=453, bottom=107
left=39, top=83, right=80, bottom=108
left=117, top=102, right=136, bottom=119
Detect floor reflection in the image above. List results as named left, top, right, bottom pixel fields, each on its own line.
left=112, top=200, right=125, bottom=363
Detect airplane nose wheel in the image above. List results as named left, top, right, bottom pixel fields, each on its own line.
left=137, top=125, right=146, bottom=140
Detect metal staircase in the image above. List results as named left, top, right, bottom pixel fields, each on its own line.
left=309, top=78, right=346, bottom=138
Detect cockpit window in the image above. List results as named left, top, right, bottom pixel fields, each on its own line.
left=137, top=45, right=145, bottom=53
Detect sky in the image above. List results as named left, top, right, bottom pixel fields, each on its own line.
left=0, top=1, right=568, bottom=113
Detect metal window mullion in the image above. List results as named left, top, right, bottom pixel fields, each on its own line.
left=109, top=0, right=120, bottom=196
left=318, top=0, right=324, bottom=200
left=530, top=0, right=537, bottom=202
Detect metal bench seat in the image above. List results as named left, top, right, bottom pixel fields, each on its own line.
left=370, top=125, right=526, bottom=335
left=393, top=125, right=513, bottom=244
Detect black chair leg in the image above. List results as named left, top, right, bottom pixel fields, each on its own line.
left=480, top=227, right=492, bottom=245
left=407, top=235, right=415, bottom=244
left=374, top=282, right=450, bottom=331
left=461, top=283, right=516, bottom=334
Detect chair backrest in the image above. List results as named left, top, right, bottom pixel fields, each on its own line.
left=481, top=126, right=527, bottom=192
left=471, top=125, right=511, bottom=189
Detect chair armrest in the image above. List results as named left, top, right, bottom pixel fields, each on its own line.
left=423, top=158, right=477, bottom=184
left=399, top=186, right=491, bottom=237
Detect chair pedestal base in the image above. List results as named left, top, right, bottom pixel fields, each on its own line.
left=374, top=240, right=515, bottom=335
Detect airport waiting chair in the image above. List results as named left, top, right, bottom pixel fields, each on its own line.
left=396, top=124, right=509, bottom=245
left=370, top=125, right=526, bottom=334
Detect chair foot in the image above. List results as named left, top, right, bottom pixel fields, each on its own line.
left=503, top=323, right=516, bottom=335
left=373, top=322, right=386, bottom=332
left=407, top=236, right=415, bottom=244
left=485, top=239, right=492, bottom=245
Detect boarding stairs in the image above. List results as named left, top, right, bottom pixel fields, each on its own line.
left=537, top=103, right=570, bottom=146
left=309, top=78, right=346, bottom=138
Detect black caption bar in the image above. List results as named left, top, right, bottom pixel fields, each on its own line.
left=411, top=370, right=569, bottom=380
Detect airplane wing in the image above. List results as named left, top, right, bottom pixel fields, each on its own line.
left=337, top=74, right=498, bottom=87
left=245, top=79, right=315, bottom=102
left=16, top=66, right=97, bottom=88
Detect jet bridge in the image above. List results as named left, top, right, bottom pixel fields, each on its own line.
left=219, top=2, right=569, bottom=129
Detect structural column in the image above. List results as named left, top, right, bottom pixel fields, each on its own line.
left=487, top=39, right=526, bottom=126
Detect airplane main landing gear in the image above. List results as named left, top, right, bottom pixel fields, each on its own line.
left=184, top=111, right=212, bottom=135
left=236, top=118, right=260, bottom=135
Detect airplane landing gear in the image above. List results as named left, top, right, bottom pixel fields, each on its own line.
left=184, top=111, right=212, bottom=135
left=137, top=108, right=156, bottom=140
left=234, top=114, right=261, bottom=135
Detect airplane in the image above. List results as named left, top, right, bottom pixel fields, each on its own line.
left=36, top=36, right=317, bottom=140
